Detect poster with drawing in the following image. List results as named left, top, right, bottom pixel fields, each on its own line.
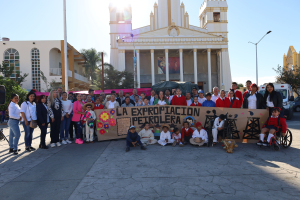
left=158, top=57, right=182, bottom=74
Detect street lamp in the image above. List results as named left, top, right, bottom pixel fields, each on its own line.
left=248, top=31, right=272, bottom=86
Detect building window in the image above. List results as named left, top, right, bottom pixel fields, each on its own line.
left=31, top=48, right=41, bottom=91
left=213, top=12, right=220, bottom=22
left=117, top=13, right=125, bottom=23
left=3, top=48, right=20, bottom=80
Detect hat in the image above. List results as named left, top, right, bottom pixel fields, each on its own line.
left=83, top=103, right=94, bottom=110
left=205, top=92, right=212, bottom=97
left=161, top=124, right=170, bottom=130
left=198, top=89, right=204, bottom=94
left=129, top=125, right=136, bottom=130
left=219, top=114, right=226, bottom=120
left=195, top=122, right=202, bottom=127
left=194, top=137, right=203, bottom=143
left=190, top=137, right=205, bottom=146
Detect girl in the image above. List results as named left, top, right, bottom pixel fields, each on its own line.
left=20, top=91, right=37, bottom=152
left=263, top=83, right=283, bottom=116
left=72, top=94, right=85, bottom=144
left=36, top=95, right=49, bottom=149
left=243, top=83, right=265, bottom=109
left=82, top=103, right=96, bottom=143
left=190, top=96, right=202, bottom=107
left=8, top=94, right=22, bottom=155
left=228, top=89, right=240, bottom=108
left=158, top=124, right=174, bottom=146
left=48, top=90, right=65, bottom=147
left=138, top=123, right=157, bottom=146
left=153, top=91, right=169, bottom=105
left=60, top=92, right=73, bottom=144
left=172, top=128, right=183, bottom=147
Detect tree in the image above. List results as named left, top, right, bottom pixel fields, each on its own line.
left=121, top=71, right=134, bottom=89
left=0, top=61, right=28, bottom=87
left=273, top=65, right=300, bottom=96
left=237, top=83, right=244, bottom=89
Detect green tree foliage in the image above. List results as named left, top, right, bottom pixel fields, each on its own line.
left=80, top=48, right=103, bottom=83
left=274, top=65, right=300, bottom=96
left=237, top=83, right=244, bottom=89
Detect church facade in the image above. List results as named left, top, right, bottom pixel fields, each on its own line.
left=109, top=0, right=232, bottom=92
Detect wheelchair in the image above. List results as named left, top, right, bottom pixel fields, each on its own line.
left=259, top=127, right=292, bottom=151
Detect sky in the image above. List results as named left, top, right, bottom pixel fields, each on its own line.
left=1, top=0, right=299, bottom=86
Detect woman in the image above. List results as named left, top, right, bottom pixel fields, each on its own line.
left=48, top=90, right=64, bottom=148
left=215, top=90, right=230, bottom=108
left=228, top=89, right=240, bottom=108
left=72, top=94, right=85, bottom=144
left=60, top=92, right=73, bottom=144
left=36, top=95, right=49, bottom=149
left=20, top=91, right=37, bottom=152
left=8, top=94, right=22, bottom=155
left=263, top=83, right=283, bottom=116
left=105, top=94, right=119, bottom=109
left=243, top=84, right=265, bottom=109
left=153, top=91, right=169, bottom=105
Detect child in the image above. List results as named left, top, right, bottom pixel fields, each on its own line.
left=202, top=93, right=216, bottom=107
left=94, top=97, right=104, bottom=110
left=158, top=124, right=174, bottom=146
left=138, top=123, right=157, bottom=146
left=190, top=96, right=202, bottom=107
left=190, top=122, right=208, bottom=146
left=257, top=107, right=287, bottom=147
left=172, top=128, right=184, bottom=147
left=82, top=103, right=96, bottom=143
left=181, top=121, right=194, bottom=144
left=212, top=114, right=226, bottom=145
left=126, top=125, right=147, bottom=152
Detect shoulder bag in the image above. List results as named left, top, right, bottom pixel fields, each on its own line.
left=27, top=102, right=38, bottom=128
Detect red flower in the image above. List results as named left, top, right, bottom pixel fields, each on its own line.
left=97, top=122, right=103, bottom=129
left=108, top=118, right=117, bottom=127
left=100, top=129, right=105, bottom=135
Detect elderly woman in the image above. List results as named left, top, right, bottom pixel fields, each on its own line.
left=105, top=94, right=119, bottom=109
left=263, top=83, right=283, bottom=116
left=243, top=83, right=265, bottom=109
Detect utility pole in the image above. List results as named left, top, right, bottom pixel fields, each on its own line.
left=102, top=52, right=104, bottom=92
left=63, top=0, right=68, bottom=93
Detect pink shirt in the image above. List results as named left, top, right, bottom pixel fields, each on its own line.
left=72, top=101, right=83, bottom=122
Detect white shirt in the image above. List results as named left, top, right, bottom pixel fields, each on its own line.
left=186, top=99, right=192, bottom=106
left=8, top=102, right=21, bottom=120
left=160, top=131, right=171, bottom=141
left=20, top=101, right=37, bottom=121
left=192, top=129, right=208, bottom=142
left=108, top=101, right=116, bottom=109
left=157, top=100, right=167, bottom=105
left=213, top=117, right=224, bottom=129
left=198, top=97, right=206, bottom=104
left=211, top=94, right=220, bottom=103
left=43, top=103, right=49, bottom=123
left=266, top=95, right=274, bottom=107
left=165, top=95, right=173, bottom=103
left=61, top=100, right=73, bottom=115
left=248, top=93, right=257, bottom=109
left=149, top=96, right=155, bottom=105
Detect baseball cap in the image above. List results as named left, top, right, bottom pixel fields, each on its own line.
left=198, top=89, right=204, bottom=94
left=129, top=125, right=136, bottom=130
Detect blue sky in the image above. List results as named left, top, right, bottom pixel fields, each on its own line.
left=1, top=0, right=299, bottom=86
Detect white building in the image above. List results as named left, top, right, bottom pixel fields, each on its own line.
left=0, top=40, right=90, bottom=91
left=109, top=0, right=232, bottom=91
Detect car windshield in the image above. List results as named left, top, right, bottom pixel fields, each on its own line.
left=259, top=89, right=288, bottom=99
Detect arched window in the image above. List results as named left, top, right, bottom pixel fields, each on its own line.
left=3, top=48, right=20, bottom=80
left=31, top=48, right=41, bottom=91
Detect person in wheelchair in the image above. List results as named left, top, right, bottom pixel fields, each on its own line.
left=212, top=114, right=226, bottom=145
left=257, top=107, right=287, bottom=147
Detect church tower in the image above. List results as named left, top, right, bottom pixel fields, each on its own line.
left=109, top=2, right=132, bottom=70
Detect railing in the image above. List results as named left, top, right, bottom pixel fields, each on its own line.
left=75, top=73, right=89, bottom=83
left=50, top=68, right=72, bottom=78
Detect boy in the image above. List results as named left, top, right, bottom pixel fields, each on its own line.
left=172, top=128, right=184, bottom=147
left=257, top=107, right=287, bottom=147
left=190, top=96, right=202, bottom=106
left=228, top=82, right=243, bottom=108
left=190, top=122, right=208, bottom=147
left=202, top=93, right=215, bottom=107
left=198, top=90, right=206, bottom=104
left=138, top=123, right=157, bottom=146
left=212, top=114, right=226, bottom=145
left=126, top=126, right=147, bottom=152
left=83, top=103, right=96, bottom=143
left=94, top=97, right=104, bottom=110
left=181, top=121, right=194, bottom=145
left=158, top=124, right=174, bottom=146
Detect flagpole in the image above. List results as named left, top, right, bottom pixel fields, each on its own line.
left=63, top=0, right=69, bottom=93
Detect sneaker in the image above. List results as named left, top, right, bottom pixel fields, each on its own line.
left=56, top=142, right=61, bottom=147
left=75, top=139, right=79, bottom=144
left=25, top=147, right=31, bottom=152
left=172, top=141, right=176, bottom=147
left=66, top=139, right=72, bottom=144
left=141, top=146, right=147, bottom=150
left=9, top=148, right=13, bottom=153
left=61, top=140, right=67, bottom=145
left=179, top=142, right=184, bottom=147
left=77, top=139, right=84, bottom=144
left=263, top=142, right=270, bottom=147
left=50, top=143, right=56, bottom=148
left=13, top=150, right=18, bottom=155
left=256, top=141, right=264, bottom=146
left=30, top=147, right=36, bottom=151
left=143, top=143, right=147, bottom=147
left=126, top=147, right=130, bottom=152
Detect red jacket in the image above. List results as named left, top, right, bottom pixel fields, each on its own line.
left=243, top=90, right=250, bottom=98
left=228, top=90, right=243, bottom=108
left=94, top=104, right=104, bottom=110
left=215, top=97, right=230, bottom=108
left=263, top=117, right=287, bottom=133
left=228, top=98, right=240, bottom=108
left=181, top=127, right=194, bottom=138
left=172, top=95, right=187, bottom=106
left=190, top=102, right=202, bottom=107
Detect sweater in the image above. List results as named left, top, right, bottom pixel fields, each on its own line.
left=181, top=127, right=194, bottom=138
left=94, top=104, right=104, bottom=110
left=126, top=131, right=141, bottom=142
left=263, top=116, right=287, bottom=133
left=190, top=102, right=202, bottom=107
left=228, top=90, right=243, bottom=108
left=215, top=97, right=230, bottom=108
left=172, top=95, right=187, bottom=106
left=228, top=98, right=240, bottom=108
left=202, top=100, right=216, bottom=107
left=153, top=98, right=169, bottom=105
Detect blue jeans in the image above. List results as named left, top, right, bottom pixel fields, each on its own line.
left=60, top=116, right=71, bottom=140
left=8, top=119, right=21, bottom=150
left=22, top=121, right=34, bottom=147
left=75, top=121, right=83, bottom=139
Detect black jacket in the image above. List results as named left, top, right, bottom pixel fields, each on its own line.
left=126, top=131, right=140, bottom=142
left=265, top=91, right=283, bottom=108
left=36, top=103, right=48, bottom=125
left=243, top=93, right=266, bottom=109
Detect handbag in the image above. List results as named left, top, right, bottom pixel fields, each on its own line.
left=26, top=102, right=38, bottom=129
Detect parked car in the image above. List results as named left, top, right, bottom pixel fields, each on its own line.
left=293, top=97, right=300, bottom=112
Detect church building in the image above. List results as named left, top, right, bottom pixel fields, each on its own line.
left=109, top=0, right=232, bottom=92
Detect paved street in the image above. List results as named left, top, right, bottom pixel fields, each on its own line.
left=0, top=114, right=299, bottom=200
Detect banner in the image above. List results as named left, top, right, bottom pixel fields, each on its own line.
left=158, top=57, right=182, bottom=74
left=95, top=106, right=269, bottom=142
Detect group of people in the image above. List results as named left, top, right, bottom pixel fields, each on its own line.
left=7, top=80, right=284, bottom=155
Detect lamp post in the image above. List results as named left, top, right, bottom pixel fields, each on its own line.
left=248, top=31, right=272, bottom=86
left=63, top=0, right=68, bottom=93
left=131, top=34, right=137, bottom=88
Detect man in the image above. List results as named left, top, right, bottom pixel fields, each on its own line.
left=86, top=95, right=94, bottom=104
left=134, top=95, right=143, bottom=106
left=117, top=90, right=126, bottom=106
left=171, top=88, right=177, bottom=96
left=228, top=82, right=243, bottom=108
left=191, top=87, right=199, bottom=99
left=122, top=97, right=134, bottom=107
left=165, top=89, right=173, bottom=104
left=122, top=93, right=135, bottom=105
left=243, top=80, right=252, bottom=98
left=186, top=92, right=192, bottom=106
left=198, top=90, right=206, bottom=104
left=57, top=87, right=63, bottom=99
left=202, top=93, right=215, bottom=107
left=211, top=87, right=220, bottom=103
left=68, top=92, right=74, bottom=102
left=172, top=89, right=187, bottom=106
left=130, top=89, right=141, bottom=101
left=143, top=98, right=150, bottom=106
left=88, top=89, right=95, bottom=102
left=147, top=89, right=156, bottom=105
